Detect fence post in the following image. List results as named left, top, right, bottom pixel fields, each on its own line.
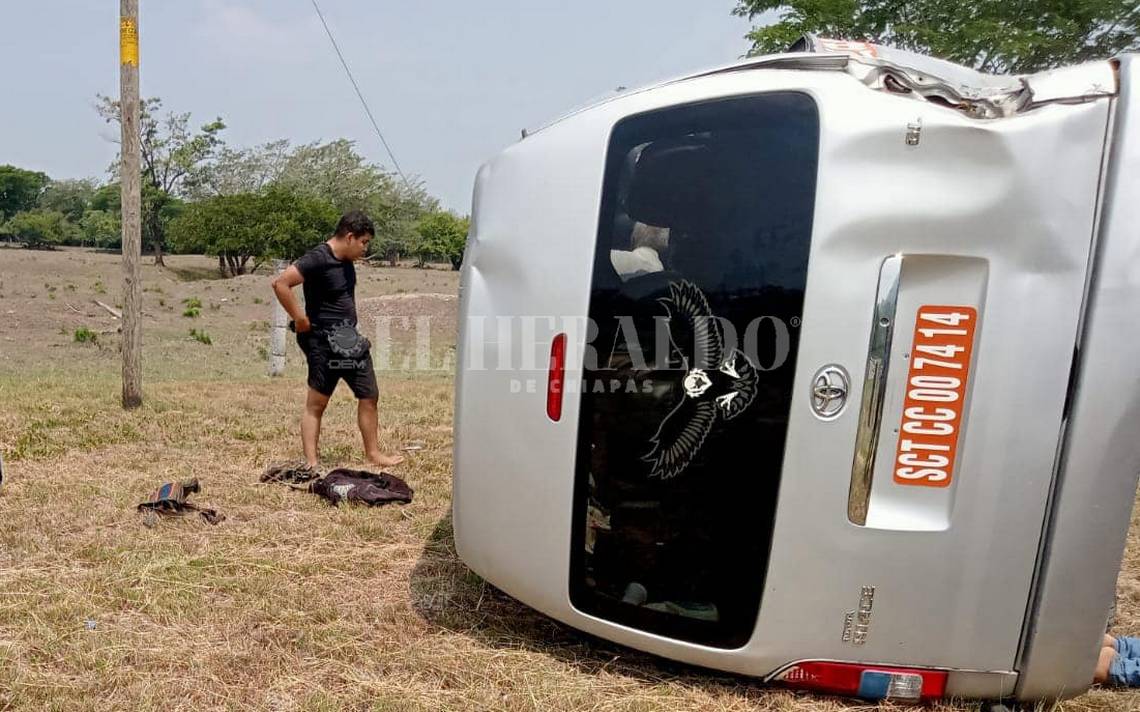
left=269, top=259, right=288, bottom=377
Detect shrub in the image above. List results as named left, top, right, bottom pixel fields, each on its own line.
left=414, top=211, right=469, bottom=270
left=74, top=327, right=98, bottom=344
left=4, top=210, right=74, bottom=249
left=182, top=296, right=202, bottom=318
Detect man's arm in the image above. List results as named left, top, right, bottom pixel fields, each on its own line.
left=271, top=265, right=311, bottom=333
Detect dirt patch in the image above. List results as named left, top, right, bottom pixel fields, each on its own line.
left=0, top=247, right=460, bottom=379
left=358, top=293, right=458, bottom=332
left=357, top=294, right=459, bottom=372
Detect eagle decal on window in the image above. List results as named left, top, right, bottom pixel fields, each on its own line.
left=642, top=280, right=759, bottom=480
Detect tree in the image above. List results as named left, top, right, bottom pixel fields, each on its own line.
left=38, top=178, right=97, bottom=222
left=90, top=181, right=121, bottom=214
left=4, top=210, right=75, bottom=249
left=79, top=210, right=121, bottom=249
left=189, top=139, right=291, bottom=199
left=0, top=166, right=49, bottom=220
left=96, top=95, right=226, bottom=264
left=733, top=0, right=1139, bottom=72
left=369, top=181, right=436, bottom=267
left=276, top=139, right=389, bottom=212
left=257, top=188, right=341, bottom=261
left=414, top=211, right=469, bottom=270
left=168, top=187, right=337, bottom=277
left=274, top=139, right=437, bottom=266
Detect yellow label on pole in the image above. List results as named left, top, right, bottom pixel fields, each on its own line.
left=120, top=18, right=139, bottom=67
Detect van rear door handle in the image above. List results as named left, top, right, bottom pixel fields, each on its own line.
left=848, top=255, right=903, bottom=525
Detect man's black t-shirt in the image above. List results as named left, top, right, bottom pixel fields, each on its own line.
left=294, top=243, right=357, bottom=328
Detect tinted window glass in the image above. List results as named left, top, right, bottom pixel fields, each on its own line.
left=570, top=93, right=820, bottom=648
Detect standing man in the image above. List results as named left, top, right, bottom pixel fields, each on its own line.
left=271, top=211, right=404, bottom=469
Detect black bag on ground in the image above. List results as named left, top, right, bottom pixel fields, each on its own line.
left=309, top=468, right=413, bottom=506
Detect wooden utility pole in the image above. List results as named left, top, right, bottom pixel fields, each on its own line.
left=119, top=0, right=143, bottom=408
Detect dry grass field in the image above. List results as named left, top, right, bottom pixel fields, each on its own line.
left=2, top=246, right=1139, bottom=711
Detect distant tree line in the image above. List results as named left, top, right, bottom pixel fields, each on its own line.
left=0, top=169, right=122, bottom=250
left=0, top=96, right=469, bottom=275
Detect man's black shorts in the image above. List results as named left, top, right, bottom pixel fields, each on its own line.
left=296, top=330, right=379, bottom=400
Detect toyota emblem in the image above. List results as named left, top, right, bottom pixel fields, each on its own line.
left=811, top=365, right=850, bottom=420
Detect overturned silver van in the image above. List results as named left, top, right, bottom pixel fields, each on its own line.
left=452, top=37, right=1140, bottom=703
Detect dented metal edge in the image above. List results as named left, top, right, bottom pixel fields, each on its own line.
left=524, top=41, right=1120, bottom=138
left=1024, top=61, right=1119, bottom=107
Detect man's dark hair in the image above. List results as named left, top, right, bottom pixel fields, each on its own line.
left=334, top=210, right=375, bottom=238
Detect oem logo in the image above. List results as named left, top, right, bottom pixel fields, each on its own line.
left=327, top=322, right=370, bottom=358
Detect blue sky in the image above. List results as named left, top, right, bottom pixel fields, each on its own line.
left=0, top=1, right=765, bottom=211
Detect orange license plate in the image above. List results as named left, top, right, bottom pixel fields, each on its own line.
left=893, top=306, right=978, bottom=488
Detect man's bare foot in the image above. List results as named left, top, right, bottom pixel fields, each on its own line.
left=367, top=451, right=405, bottom=468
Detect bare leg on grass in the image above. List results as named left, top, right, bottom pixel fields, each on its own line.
left=303, top=388, right=331, bottom=468
left=359, top=397, right=404, bottom=467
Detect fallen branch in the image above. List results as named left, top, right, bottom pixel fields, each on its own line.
left=65, top=302, right=83, bottom=314
left=93, top=300, right=122, bottom=320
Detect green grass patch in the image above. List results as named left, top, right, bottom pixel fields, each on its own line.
left=74, top=327, right=98, bottom=344
left=188, top=328, right=212, bottom=346
left=182, top=296, right=202, bottom=318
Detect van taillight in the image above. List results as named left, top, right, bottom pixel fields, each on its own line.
left=777, top=661, right=947, bottom=702
left=547, top=333, right=567, bottom=421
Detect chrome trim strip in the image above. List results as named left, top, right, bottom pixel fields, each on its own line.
left=847, top=255, right=903, bottom=525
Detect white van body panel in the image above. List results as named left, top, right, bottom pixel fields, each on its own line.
left=1017, top=55, right=1140, bottom=700
left=454, top=54, right=1131, bottom=701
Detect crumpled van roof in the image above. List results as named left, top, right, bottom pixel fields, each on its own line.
left=527, top=34, right=1119, bottom=135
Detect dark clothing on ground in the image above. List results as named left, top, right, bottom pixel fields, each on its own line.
left=294, top=243, right=358, bottom=328
left=309, top=468, right=414, bottom=506
left=296, top=330, right=379, bottom=400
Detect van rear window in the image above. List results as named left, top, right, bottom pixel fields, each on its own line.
left=569, top=92, right=820, bottom=648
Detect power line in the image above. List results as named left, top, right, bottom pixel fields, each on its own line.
left=308, top=0, right=413, bottom=190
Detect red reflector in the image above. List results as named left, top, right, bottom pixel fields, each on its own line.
left=778, top=661, right=947, bottom=701
left=547, top=333, right=567, bottom=421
